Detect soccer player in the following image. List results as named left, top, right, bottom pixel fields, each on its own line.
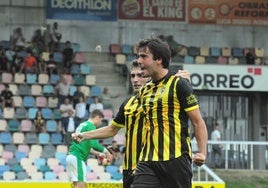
left=72, top=60, right=191, bottom=188
left=132, top=38, right=208, bottom=188
left=66, top=109, right=113, bottom=188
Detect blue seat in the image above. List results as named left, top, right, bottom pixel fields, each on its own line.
left=15, top=151, right=27, bottom=162
left=121, top=44, right=133, bottom=55
left=0, top=165, right=11, bottom=176
left=51, top=133, right=63, bottom=145
left=111, top=172, right=123, bottom=180
left=15, top=107, right=28, bottom=119
left=17, top=171, right=29, bottom=180
left=28, top=107, right=38, bottom=119
left=46, top=120, right=58, bottom=132
left=73, top=74, right=85, bottom=85
left=232, top=47, right=244, bottom=57
left=91, top=86, right=101, bottom=97
left=50, top=74, right=60, bottom=85
left=72, top=42, right=80, bottom=53
left=0, top=132, right=12, bottom=144
left=44, top=171, right=57, bottom=180
left=80, top=64, right=91, bottom=74
left=11, top=164, right=24, bottom=174
left=55, top=152, right=66, bottom=164
left=210, top=47, right=221, bottom=56
left=53, top=109, right=61, bottom=120
left=53, top=52, right=63, bottom=63
left=34, top=158, right=46, bottom=169
left=26, top=73, right=37, bottom=84
left=71, top=64, right=80, bottom=74
left=69, top=85, right=77, bottom=96
left=105, top=165, right=118, bottom=174
left=184, top=55, right=194, bottom=64
left=23, top=96, right=35, bottom=107
left=43, top=85, right=55, bottom=96
left=24, top=133, right=38, bottom=144
left=8, top=119, right=20, bottom=132
left=41, top=108, right=53, bottom=119
left=39, top=133, right=50, bottom=145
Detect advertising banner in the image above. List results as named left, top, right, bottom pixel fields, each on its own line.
left=183, top=64, right=268, bottom=92
left=46, top=0, right=117, bottom=21
left=189, top=0, right=268, bottom=26
left=118, top=0, right=186, bottom=22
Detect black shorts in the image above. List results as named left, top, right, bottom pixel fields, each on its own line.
left=123, top=169, right=134, bottom=188
left=132, top=154, right=192, bottom=188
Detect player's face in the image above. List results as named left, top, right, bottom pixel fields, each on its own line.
left=137, top=48, right=157, bottom=78
left=130, top=67, right=148, bottom=92
left=95, top=116, right=103, bottom=127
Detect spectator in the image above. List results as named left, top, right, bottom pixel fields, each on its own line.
left=46, top=54, right=58, bottom=75
left=42, top=24, right=53, bottom=52
left=75, top=96, right=87, bottom=127
left=29, top=41, right=42, bottom=59
left=89, top=96, right=103, bottom=113
left=72, top=86, right=85, bottom=108
left=62, top=41, right=74, bottom=73
left=246, top=49, right=256, bottom=65
left=55, top=75, right=70, bottom=106
left=13, top=27, right=26, bottom=51
left=52, top=22, right=62, bottom=51
left=9, top=51, right=23, bottom=74
left=5, top=46, right=16, bottom=72
left=211, top=123, right=223, bottom=168
left=33, top=110, right=46, bottom=133
left=0, top=49, right=8, bottom=72
left=63, top=109, right=77, bottom=147
left=31, top=29, right=45, bottom=50
left=0, top=84, right=14, bottom=110
left=107, top=140, right=124, bottom=166
left=19, top=50, right=38, bottom=74
left=100, top=87, right=120, bottom=110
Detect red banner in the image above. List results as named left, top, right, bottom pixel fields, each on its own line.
left=118, top=0, right=186, bottom=22
left=189, top=0, right=268, bottom=26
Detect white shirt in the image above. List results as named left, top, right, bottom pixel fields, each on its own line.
left=89, top=102, right=103, bottom=113
left=60, top=104, right=74, bottom=117
left=75, top=102, right=86, bottom=118
left=67, top=117, right=75, bottom=132
left=211, top=129, right=221, bottom=141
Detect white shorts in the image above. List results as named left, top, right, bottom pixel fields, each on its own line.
left=66, top=154, right=87, bottom=182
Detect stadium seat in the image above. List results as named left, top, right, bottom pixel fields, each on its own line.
left=232, top=47, right=244, bottom=57
left=47, top=158, right=59, bottom=169
left=8, top=119, right=20, bottom=132
left=0, top=165, right=11, bottom=177
left=111, top=172, right=123, bottom=180
left=41, top=145, right=55, bottom=159
left=63, top=74, right=73, bottom=84
left=46, top=120, right=58, bottom=132
left=34, top=158, right=46, bottom=169
left=13, top=132, right=25, bottom=144
left=105, top=165, right=119, bottom=174
left=109, top=44, right=121, bottom=54
left=48, top=97, right=58, bottom=108
left=56, top=145, right=68, bottom=154
left=4, top=144, right=16, bottom=154
left=15, top=107, right=28, bottom=119
left=17, top=144, right=30, bottom=154
left=14, top=73, right=25, bottom=84
left=7, top=158, right=19, bottom=166
left=184, top=55, right=194, bottom=64
left=50, top=74, right=60, bottom=85
left=30, top=144, right=42, bottom=154
left=9, top=84, right=18, bottom=95
left=26, top=73, right=37, bottom=84
left=30, top=171, right=43, bottom=180
left=217, top=56, right=228, bottom=64
left=31, top=84, right=42, bottom=96
left=13, top=96, right=23, bottom=107
left=24, top=132, right=38, bottom=144
left=20, top=158, right=34, bottom=169
left=53, top=51, right=63, bottom=63
left=195, top=56, right=205, bottom=64
left=80, top=86, right=90, bottom=97
left=74, top=52, right=86, bottom=63
left=2, top=151, right=14, bottom=163
left=200, top=46, right=210, bottom=56
left=1, top=72, right=13, bottom=83
left=221, top=47, right=232, bottom=56
left=20, top=119, right=33, bottom=132
left=51, top=133, right=63, bottom=145
left=41, top=108, right=53, bottom=119
left=98, top=172, right=111, bottom=181
left=0, top=146, right=3, bottom=158
left=43, top=84, right=55, bottom=96
left=58, top=172, right=68, bottom=181
left=210, top=47, right=221, bottom=56
left=80, top=64, right=91, bottom=74
left=113, top=134, right=125, bottom=145
left=36, top=96, right=48, bottom=107
left=44, top=171, right=57, bottom=180
left=85, top=75, right=96, bottom=86
left=15, top=151, right=27, bottom=162
left=18, top=84, right=31, bottom=95
left=0, top=132, right=12, bottom=144
left=28, top=107, right=38, bottom=119
left=38, top=133, right=50, bottom=145
left=91, top=86, right=101, bottom=97
left=73, top=74, right=85, bottom=85
left=188, top=46, right=200, bottom=56
left=0, top=120, right=7, bottom=131
left=87, top=158, right=99, bottom=168
left=86, top=172, right=98, bottom=181
left=52, top=165, right=65, bottom=175
left=3, top=107, right=15, bottom=119
left=17, top=171, right=29, bottom=180
left=121, top=44, right=133, bottom=55
left=39, top=164, right=51, bottom=173
left=103, top=109, right=113, bottom=120
left=38, top=73, right=49, bottom=84
left=115, top=54, right=126, bottom=64
left=72, top=42, right=81, bottom=53
left=23, top=96, right=35, bottom=107
left=70, top=64, right=80, bottom=74
left=3, top=171, right=15, bottom=180
left=55, top=152, right=66, bottom=164
left=53, top=109, right=61, bottom=120
left=41, top=52, right=50, bottom=61
left=69, top=85, right=77, bottom=96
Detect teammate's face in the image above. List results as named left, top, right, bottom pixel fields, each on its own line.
left=130, top=67, right=148, bottom=92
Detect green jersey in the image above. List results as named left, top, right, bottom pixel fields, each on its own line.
left=69, top=120, right=105, bottom=161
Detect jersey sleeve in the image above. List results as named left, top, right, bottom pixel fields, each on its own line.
left=111, top=97, right=129, bottom=128
left=176, top=78, right=199, bottom=112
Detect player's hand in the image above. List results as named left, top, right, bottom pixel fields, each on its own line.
left=71, top=133, right=84, bottom=143
left=175, top=69, right=191, bottom=83
left=105, top=151, right=114, bottom=164
left=192, top=152, right=206, bottom=166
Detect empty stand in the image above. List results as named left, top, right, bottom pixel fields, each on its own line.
left=24, top=132, right=38, bottom=144
left=80, top=86, right=90, bottom=97
left=13, top=96, right=23, bottom=107
left=51, top=133, right=63, bottom=145
left=0, top=120, right=7, bottom=131
left=188, top=46, right=200, bottom=56
left=3, top=171, right=15, bottom=180
left=71, top=64, right=80, bottom=74
left=1, top=73, right=13, bottom=83
left=46, top=120, right=58, bottom=132
left=36, top=96, right=48, bottom=107
left=8, top=119, right=20, bottom=132
left=43, top=84, right=55, bottom=96
left=80, top=64, right=91, bottom=74
left=15, top=107, right=28, bottom=119
left=41, top=108, right=53, bottom=119
left=210, top=47, right=221, bottom=56
left=91, top=86, right=101, bottom=97
left=195, top=56, right=205, bottom=64
left=39, top=133, right=50, bottom=145
left=18, top=84, right=31, bottom=95
left=9, top=84, right=18, bottom=95
left=232, top=47, right=244, bottom=57
left=13, top=132, right=25, bottom=144
left=85, top=75, right=96, bottom=86
left=184, top=55, right=194, bottom=64
left=200, top=46, right=210, bottom=56
left=20, top=119, right=33, bottom=132
left=26, top=73, right=37, bottom=84
left=48, top=97, right=58, bottom=108
left=38, top=73, right=49, bottom=84
left=73, top=74, right=85, bottom=85
left=31, top=84, right=42, bottom=96
left=221, top=47, right=232, bottom=56
left=50, top=74, right=60, bottom=85
left=23, top=96, right=35, bottom=107
left=14, top=73, right=25, bottom=84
